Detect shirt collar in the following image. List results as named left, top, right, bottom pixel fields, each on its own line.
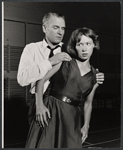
left=43, top=39, right=49, bottom=48
left=42, top=39, right=63, bottom=49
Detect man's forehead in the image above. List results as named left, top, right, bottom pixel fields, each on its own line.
left=48, top=15, right=65, bottom=25
left=49, top=15, right=62, bottom=20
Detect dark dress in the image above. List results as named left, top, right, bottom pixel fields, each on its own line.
left=25, top=58, right=97, bottom=148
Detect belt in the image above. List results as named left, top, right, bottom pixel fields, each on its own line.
left=50, top=90, right=80, bottom=106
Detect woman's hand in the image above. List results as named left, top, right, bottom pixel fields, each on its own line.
left=81, top=126, right=89, bottom=144
left=96, top=69, right=104, bottom=85
left=36, top=103, right=51, bottom=127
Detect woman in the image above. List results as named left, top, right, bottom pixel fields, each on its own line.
left=25, top=27, right=101, bottom=148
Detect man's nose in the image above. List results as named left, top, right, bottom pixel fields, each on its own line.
left=58, top=28, right=62, bottom=35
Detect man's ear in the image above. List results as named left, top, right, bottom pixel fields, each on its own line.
left=42, top=25, right=46, bottom=33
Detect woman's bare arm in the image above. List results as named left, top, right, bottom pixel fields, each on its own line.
left=81, top=83, right=99, bottom=143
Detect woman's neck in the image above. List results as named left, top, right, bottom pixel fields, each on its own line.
left=75, top=59, right=90, bottom=68
left=75, top=59, right=91, bottom=76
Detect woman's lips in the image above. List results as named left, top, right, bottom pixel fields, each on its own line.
left=82, top=53, right=88, bottom=57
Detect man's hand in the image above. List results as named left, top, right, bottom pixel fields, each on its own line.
left=96, top=69, right=104, bottom=84
left=36, top=104, right=51, bottom=127
left=49, top=52, right=72, bottom=66
left=81, top=126, right=89, bottom=144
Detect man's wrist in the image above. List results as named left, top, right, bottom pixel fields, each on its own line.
left=36, top=98, right=44, bottom=105
left=36, top=102, right=44, bottom=108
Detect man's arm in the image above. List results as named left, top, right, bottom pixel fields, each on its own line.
left=35, top=63, right=62, bottom=127
left=17, top=44, right=52, bottom=87
left=17, top=44, right=71, bottom=87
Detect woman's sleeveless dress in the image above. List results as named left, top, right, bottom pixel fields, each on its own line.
left=25, top=58, right=97, bottom=148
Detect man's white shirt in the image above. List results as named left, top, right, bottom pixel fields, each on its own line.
left=17, top=39, right=63, bottom=94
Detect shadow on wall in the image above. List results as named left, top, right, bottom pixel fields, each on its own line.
left=4, top=96, right=29, bottom=146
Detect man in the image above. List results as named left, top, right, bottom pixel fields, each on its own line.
left=17, top=12, right=104, bottom=90
left=17, top=12, right=104, bottom=124
left=17, top=12, right=71, bottom=91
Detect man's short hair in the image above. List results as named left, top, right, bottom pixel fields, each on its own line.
left=42, top=12, right=65, bottom=26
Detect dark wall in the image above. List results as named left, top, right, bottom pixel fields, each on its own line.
left=4, top=2, right=121, bottom=97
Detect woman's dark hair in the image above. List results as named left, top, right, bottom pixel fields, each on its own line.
left=67, top=27, right=100, bottom=57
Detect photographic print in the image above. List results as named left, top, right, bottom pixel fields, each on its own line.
left=2, top=1, right=121, bottom=148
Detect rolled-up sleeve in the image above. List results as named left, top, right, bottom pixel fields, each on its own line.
left=17, top=44, right=52, bottom=87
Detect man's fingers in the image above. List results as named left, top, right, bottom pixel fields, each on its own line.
left=36, top=112, right=50, bottom=127
left=64, top=58, right=71, bottom=61
left=47, top=110, right=51, bottom=119
left=36, top=114, right=40, bottom=124
left=40, top=115, right=45, bottom=127
left=50, top=52, right=72, bottom=65
left=44, top=110, right=51, bottom=126
left=36, top=114, right=42, bottom=127
left=62, top=53, right=72, bottom=61
left=38, top=115, right=43, bottom=127
left=63, top=56, right=71, bottom=61
left=36, top=115, right=39, bottom=125
left=43, top=113, right=48, bottom=126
